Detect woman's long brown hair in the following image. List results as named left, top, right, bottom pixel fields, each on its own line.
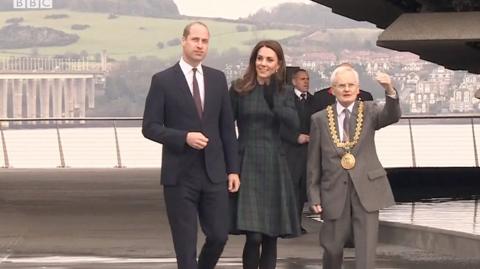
left=233, top=40, right=286, bottom=94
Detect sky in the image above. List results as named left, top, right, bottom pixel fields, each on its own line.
left=173, top=0, right=314, bottom=19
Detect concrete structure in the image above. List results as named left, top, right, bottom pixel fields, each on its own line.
left=311, top=0, right=480, bottom=74
left=0, top=56, right=108, bottom=126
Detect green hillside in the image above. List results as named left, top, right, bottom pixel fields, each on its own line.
left=0, top=10, right=300, bottom=60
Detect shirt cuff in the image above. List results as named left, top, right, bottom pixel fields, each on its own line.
left=386, top=89, right=397, bottom=99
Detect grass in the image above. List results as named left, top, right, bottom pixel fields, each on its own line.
left=0, top=10, right=300, bottom=60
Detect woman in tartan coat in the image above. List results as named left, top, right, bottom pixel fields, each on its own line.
left=229, top=40, right=301, bottom=269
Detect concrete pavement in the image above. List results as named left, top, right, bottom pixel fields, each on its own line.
left=0, top=168, right=479, bottom=268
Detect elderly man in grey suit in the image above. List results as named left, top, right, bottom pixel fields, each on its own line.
left=307, top=65, right=401, bottom=269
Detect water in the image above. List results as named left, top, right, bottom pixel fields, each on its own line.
left=380, top=198, right=480, bottom=236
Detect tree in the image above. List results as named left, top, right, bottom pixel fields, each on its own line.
left=236, top=25, right=248, bottom=32
left=166, top=38, right=180, bottom=47
left=5, top=17, right=23, bottom=24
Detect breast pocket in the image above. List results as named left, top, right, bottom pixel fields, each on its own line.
left=367, top=168, right=387, bottom=181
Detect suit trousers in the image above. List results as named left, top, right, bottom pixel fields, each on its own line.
left=164, top=151, right=229, bottom=269
left=295, top=171, right=307, bottom=224
left=320, top=176, right=379, bottom=269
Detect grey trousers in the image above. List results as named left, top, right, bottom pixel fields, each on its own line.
left=320, top=179, right=379, bottom=269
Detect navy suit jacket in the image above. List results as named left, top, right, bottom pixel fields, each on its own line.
left=142, top=63, right=239, bottom=185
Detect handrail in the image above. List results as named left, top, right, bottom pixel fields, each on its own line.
left=55, top=121, right=66, bottom=168
left=408, top=119, right=417, bottom=167
left=0, top=123, right=10, bottom=168
left=0, top=115, right=478, bottom=168
left=0, top=117, right=142, bottom=168
left=0, top=117, right=141, bottom=121
left=472, top=118, right=479, bottom=167
left=0, top=115, right=479, bottom=122
left=400, top=114, right=480, bottom=120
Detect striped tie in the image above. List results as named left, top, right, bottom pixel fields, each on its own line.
left=343, top=108, right=350, bottom=142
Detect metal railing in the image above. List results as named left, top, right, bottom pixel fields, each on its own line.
left=400, top=114, right=479, bottom=167
left=0, top=117, right=140, bottom=168
left=0, top=115, right=479, bottom=168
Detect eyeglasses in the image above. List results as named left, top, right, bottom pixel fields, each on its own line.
left=335, top=83, right=358, bottom=90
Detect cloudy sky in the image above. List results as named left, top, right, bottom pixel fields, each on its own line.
left=174, top=0, right=313, bottom=19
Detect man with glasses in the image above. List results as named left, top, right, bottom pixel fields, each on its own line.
left=311, top=63, right=373, bottom=114
left=307, top=65, right=401, bottom=269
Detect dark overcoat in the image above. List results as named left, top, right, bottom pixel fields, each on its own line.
left=230, top=84, right=301, bottom=237
left=280, top=88, right=313, bottom=205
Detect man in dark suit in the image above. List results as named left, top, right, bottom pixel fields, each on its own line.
left=311, top=87, right=373, bottom=114
left=311, top=63, right=373, bottom=114
left=142, top=22, right=240, bottom=269
left=281, top=68, right=312, bottom=234
left=307, top=65, right=401, bottom=269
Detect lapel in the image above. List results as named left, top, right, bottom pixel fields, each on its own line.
left=325, top=103, right=345, bottom=157
left=293, top=90, right=302, bottom=111
left=351, top=101, right=366, bottom=156
left=306, top=92, right=314, bottom=114
left=202, top=67, right=213, bottom=121
left=173, top=63, right=202, bottom=121
left=350, top=101, right=359, bottom=137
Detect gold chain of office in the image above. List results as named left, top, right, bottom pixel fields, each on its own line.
left=326, top=102, right=364, bottom=169
left=326, top=101, right=364, bottom=149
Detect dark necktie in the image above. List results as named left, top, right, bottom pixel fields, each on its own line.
left=192, top=67, right=202, bottom=118
left=300, top=93, right=306, bottom=102
left=299, top=93, right=308, bottom=133
left=343, top=108, right=350, bottom=142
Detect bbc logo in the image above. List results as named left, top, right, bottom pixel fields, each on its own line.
left=13, top=0, right=53, bottom=9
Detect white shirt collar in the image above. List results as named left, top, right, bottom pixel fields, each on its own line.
left=336, top=101, right=355, bottom=115
left=179, top=57, right=203, bottom=75
left=294, top=88, right=308, bottom=98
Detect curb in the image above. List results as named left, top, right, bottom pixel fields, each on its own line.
left=379, top=220, right=480, bottom=259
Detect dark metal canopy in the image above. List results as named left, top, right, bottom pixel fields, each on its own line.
left=311, top=0, right=480, bottom=74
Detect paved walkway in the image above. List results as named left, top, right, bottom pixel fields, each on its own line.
left=0, top=168, right=479, bottom=268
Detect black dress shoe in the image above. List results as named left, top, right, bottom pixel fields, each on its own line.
left=301, top=227, right=307, bottom=234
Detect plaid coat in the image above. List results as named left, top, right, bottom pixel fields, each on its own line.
left=230, top=84, right=301, bottom=237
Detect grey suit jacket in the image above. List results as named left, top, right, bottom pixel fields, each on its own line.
left=307, top=95, right=401, bottom=220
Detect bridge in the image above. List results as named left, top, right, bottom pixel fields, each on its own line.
left=0, top=54, right=108, bottom=126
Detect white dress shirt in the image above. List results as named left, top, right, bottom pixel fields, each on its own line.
left=179, top=57, right=205, bottom=109
left=294, top=88, right=308, bottom=100
left=336, top=102, right=355, bottom=142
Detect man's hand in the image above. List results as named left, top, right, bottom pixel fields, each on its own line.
left=375, top=72, right=395, bottom=95
left=228, top=173, right=240, bottom=192
left=311, top=204, right=323, bottom=214
left=186, top=132, right=209, bottom=149
left=297, top=134, right=310, bottom=144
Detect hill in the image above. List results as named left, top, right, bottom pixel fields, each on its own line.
left=0, top=10, right=300, bottom=60
left=0, top=24, right=78, bottom=49
left=245, top=3, right=375, bottom=28
left=0, top=0, right=180, bottom=18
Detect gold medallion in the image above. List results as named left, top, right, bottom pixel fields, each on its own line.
left=326, top=102, right=363, bottom=170
left=341, top=152, right=356, bottom=170
left=326, top=102, right=364, bottom=149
